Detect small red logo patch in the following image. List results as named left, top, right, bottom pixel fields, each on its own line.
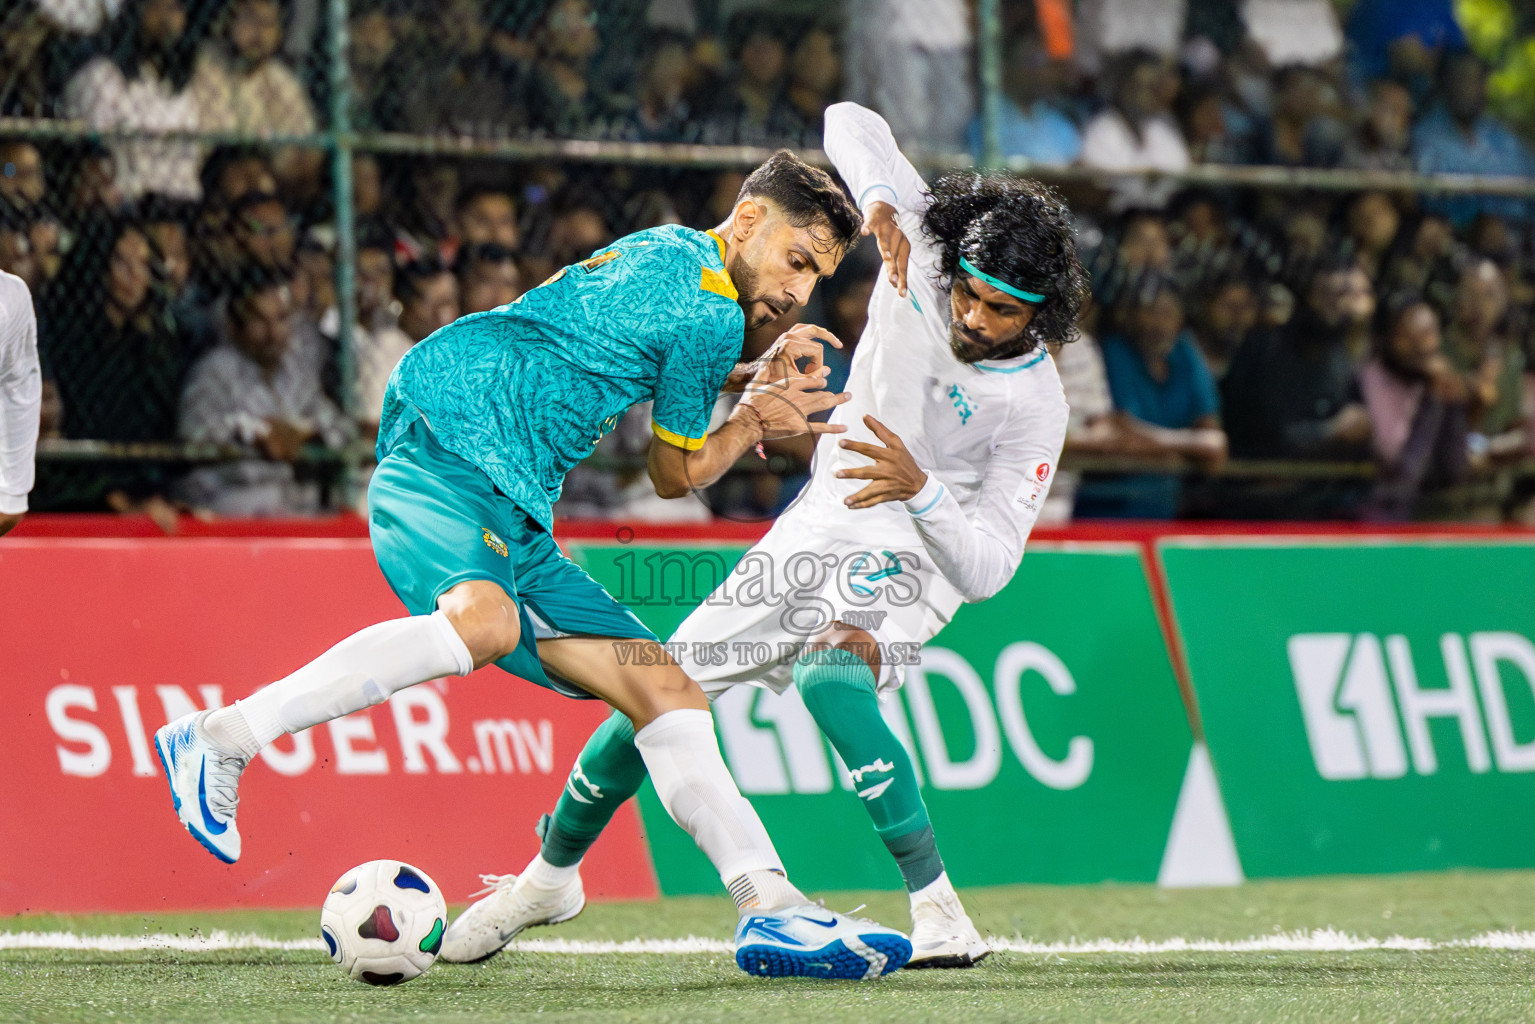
left=1036, top=463, right=1051, bottom=482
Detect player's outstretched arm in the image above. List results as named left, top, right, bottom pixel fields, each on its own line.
left=823, top=102, right=929, bottom=220
left=825, top=104, right=935, bottom=302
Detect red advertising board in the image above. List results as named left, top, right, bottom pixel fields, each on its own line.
left=0, top=539, right=658, bottom=914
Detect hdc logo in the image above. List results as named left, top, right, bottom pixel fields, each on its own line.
left=1288, top=632, right=1535, bottom=780
left=714, top=641, right=1094, bottom=795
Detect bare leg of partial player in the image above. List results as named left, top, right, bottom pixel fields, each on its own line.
left=194, top=581, right=794, bottom=900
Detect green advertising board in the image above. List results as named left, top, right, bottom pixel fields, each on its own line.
left=567, top=541, right=1194, bottom=895
left=1162, top=539, right=1535, bottom=878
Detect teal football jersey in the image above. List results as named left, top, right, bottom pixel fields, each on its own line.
left=378, top=224, right=745, bottom=530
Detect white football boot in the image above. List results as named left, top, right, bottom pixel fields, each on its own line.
left=906, top=874, right=990, bottom=969
left=153, top=710, right=247, bottom=864
left=438, top=872, right=586, bottom=963
left=734, top=904, right=912, bottom=980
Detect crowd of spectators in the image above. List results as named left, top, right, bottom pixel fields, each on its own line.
left=4, top=0, right=1535, bottom=523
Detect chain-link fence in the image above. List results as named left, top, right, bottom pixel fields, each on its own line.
left=5, top=0, right=1535, bottom=524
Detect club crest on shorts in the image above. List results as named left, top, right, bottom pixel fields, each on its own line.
left=481, top=528, right=508, bottom=557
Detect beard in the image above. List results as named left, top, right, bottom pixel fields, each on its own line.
left=948, top=323, right=991, bottom=363
left=949, top=322, right=1031, bottom=363
left=727, top=251, right=787, bottom=330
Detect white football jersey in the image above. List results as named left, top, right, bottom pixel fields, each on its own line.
left=782, top=103, right=1069, bottom=607
left=0, top=270, right=40, bottom=516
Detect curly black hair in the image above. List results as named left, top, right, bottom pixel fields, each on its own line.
left=921, top=171, right=1088, bottom=355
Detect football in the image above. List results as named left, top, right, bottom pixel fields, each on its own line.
left=320, top=859, right=448, bottom=985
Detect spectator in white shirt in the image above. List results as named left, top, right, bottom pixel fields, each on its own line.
left=191, top=0, right=323, bottom=204
left=63, top=0, right=207, bottom=201
left=0, top=269, right=40, bottom=536
left=179, top=268, right=351, bottom=516
left=1082, top=49, right=1191, bottom=212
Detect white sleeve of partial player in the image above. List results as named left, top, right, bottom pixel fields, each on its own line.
left=823, top=102, right=931, bottom=217
left=901, top=407, right=1066, bottom=604
left=0, top=275, right=42, bottom=516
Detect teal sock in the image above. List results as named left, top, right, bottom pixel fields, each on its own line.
left=538, top=709, right=649, bottom=868
left=793, top=647, right=946, bottom=892
left=883, top=825, right=945, bottom=893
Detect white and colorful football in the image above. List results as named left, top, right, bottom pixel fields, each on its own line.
left=320, top=859, right=448, bottom=985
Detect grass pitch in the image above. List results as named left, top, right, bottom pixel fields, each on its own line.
left=6, top=872, right=1535, bottom=1023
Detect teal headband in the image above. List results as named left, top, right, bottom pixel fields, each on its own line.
left=959, top=257, right=1046, bottom=304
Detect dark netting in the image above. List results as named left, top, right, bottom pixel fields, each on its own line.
left=4, top=0, right=1535, bottom=524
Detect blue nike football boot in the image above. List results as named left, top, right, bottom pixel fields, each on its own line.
left=154, top=710, right=247, bottom=864
left=735, top=904, right=912, bottom=980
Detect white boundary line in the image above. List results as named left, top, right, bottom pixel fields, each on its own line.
left=5, top=928, right=1535, bottom=955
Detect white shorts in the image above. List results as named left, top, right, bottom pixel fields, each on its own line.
left=670, top=514, right=961, bottom=697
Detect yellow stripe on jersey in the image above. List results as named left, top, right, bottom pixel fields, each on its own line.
left=579, top=250, right=622, bottom=272
left=705, top=229, right=727, bottom=261
left=651, top=420, right=707, bottom=451
left=701, top=230, right=738, bottom=300
left=700, top=266, right=737, bottom=301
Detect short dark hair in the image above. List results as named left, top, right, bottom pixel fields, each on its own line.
left=200, top=145, right=274, bottom=202
left=737, top=150, right=860, bottom=257
left=1117, top=272, right=1182, bottom=313
left=395, top=256, right=452, bottom=305
left=226, top=265, right=291, bottom=325
left=355, top=220, right=396, bottom=256
left=1110, top=48, right=1164, bottom=95
left=232, top=190, right=285, bottom=216
left=1375, top=288, right=1430, bottom=338
left=456, top=186, right=516, bottom=215
left=136, top=192, right=197, bottom=228
left=922, top=171, right=1088, bottom=353
left=456, top=242, right=516, bottom=276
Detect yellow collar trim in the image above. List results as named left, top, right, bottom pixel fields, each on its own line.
left=701, top=229, right=738, bottom=302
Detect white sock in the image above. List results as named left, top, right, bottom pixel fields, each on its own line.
left=520, top=853, right=579, bottom=891
left=727, top=869, right=806, bottom=913
left=204, top=611, right=473, bottom=757
left=910, top=872, right=960, bottom=912
left=633, top=708, right=788, bottom=889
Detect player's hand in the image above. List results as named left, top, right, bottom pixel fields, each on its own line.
left=738, top=366, right=850, bottom=439
left=835, top=415, right=928, bottom=507
left=0, top=511, right=23, bottom=538
left=863, top=201, right=910, bottom=298
left=758, top=322, right=842, bottom=381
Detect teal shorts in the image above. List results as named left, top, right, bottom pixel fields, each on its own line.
left=367, top=418, right=656, bottom=698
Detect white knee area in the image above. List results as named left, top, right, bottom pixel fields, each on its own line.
left=633, top=708, right=783, bottom=884
left=228, top=611, right=474, bottom=749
